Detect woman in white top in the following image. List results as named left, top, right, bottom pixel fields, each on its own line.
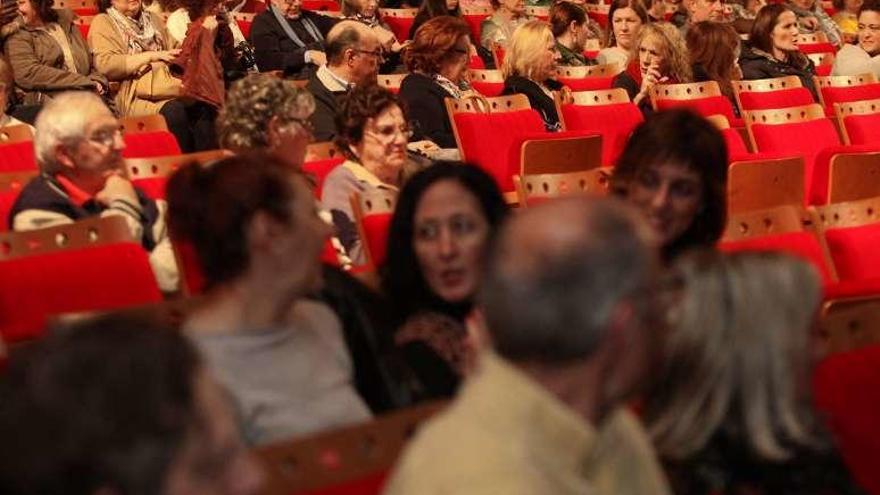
left=597, top=0, right=648, bottom=72
left=832, top=0, right=880, bottom=78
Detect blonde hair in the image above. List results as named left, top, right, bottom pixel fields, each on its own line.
left=632, top=22, right=693, bottom=83
left=502, top=20, right=556, bottom=81
left=645, top=250, right=824, bottom=462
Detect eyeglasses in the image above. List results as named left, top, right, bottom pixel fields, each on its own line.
left=353, top=48, right=385, bottom=63
left=87, top=127, right=124, bottom=147
left=366, top=122, right=413, bottom=142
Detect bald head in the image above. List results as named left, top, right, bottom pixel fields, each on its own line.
left=326, top=20, right=379, bottom=66
left=480, top=197, right=656, bottom=364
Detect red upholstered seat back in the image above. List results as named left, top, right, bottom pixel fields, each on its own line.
left=798, top=41, right=836, bottom=54
left=173, top=239, right=206, bottom=295
left=463, top=14, right=488, bottom=45
left=0, top=178, right=30, bottom=231
left=381, top=15, right=414, bottom=41
left=749, top=119, right=840, bottom=204
left=557, top=76, right=614, bottom=91
left=361, top=212, right=392, bottom=268
left=814, top=344, right=880, bottom=495
left=237, top=19, right=253, bottom=38
left=842, top=113, right=880, bottom=145
left=719, top=231, right=835, bottom=285
left=303, top=0, right=340, bottom=10
left=470, top=81, right=504, bottom=97
left=298, top=471, right=388, bottom=495
left=821, top=84, right=880, bottom=109
left=738, top=87, right=815, bottom=110
left=654, top=95, right=738, bottom=124
left=559, top=102, right=643, bottom=166
left=0, top=243, right=163, bottom=342
left=468, top=55, right=485, bottom=69
left=131, top=177, right=167, bottom=200
left=303, top=158, right=344, bottom=198
left=721, top=127, right=750, bottom=159
left=824, top=223, right=880, bottom=281
left=77, top=23, right=90, bottom=38
left=123, top=131, right=182, bottom=158
left=0, top=141, right=37, bottom=172
left=453, top=109, right=545, bottom=191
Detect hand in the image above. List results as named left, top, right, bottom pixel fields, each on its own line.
left=153, top=49, right=180, bottom=63
left=96, top=174, right=139, bottom=207
left=801, top=16, right=818, bottom=30
left=202, top=15, right=218, bottom=31
left=638, top=66, right=668, bottom=97
left=305, top=49, right=327, bottom=66
left=559, top=86, right=573, bottom=105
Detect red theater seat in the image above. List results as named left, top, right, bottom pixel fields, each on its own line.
left=0, top=141, right=37, bottom=172
left=825, top=223, right=880, bottom=281
left=123, top=131, right=182, bottom=158
left=840, top=112, right=880, bottom=145
left=557, top=88, right=644, bottom=167
left=351, top=190, right=396, bottom=269
left=378, top=8, right=416, bottom=41
left=738, top=87, right=816, bottom=110
left=720, top=231, right=836, bottom=286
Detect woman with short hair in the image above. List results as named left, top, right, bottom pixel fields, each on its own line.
left=597, top=0, right=647, bottom=71
left=501, top=20, right=565, bottom=131
left=832, top=0, right=880, bottom=77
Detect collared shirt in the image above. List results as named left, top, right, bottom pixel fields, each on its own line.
left=384, top=352, right=673, bottom=495
left=318, top=63, right=351, bottom=91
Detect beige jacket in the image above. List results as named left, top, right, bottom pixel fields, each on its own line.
left=5, top=9, right=107, bottom=105
left=88, top=11, right=176, bottom=117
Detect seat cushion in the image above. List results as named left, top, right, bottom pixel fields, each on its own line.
left=361, top=212, right=392, bottom=268
left=558, top=76, right=615, bottom=91
left=123, top=131, right=182, bottom=158
left=825, top=223, right=880, bottom=281
left=655, top=95, right=738, bottom=124
left=304, top=158, right=344, bottom=199
left=821, top=84, right=880, bottom=109
left=738, top=87, right=816, bottom=110
left=0, top=141, right=37, bottom=173
left=559, top=102, right=643, bottom=167
left=843, top=113, right=880, bottom=145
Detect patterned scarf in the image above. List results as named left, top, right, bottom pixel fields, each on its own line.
left=107, top=7, right=164, bottom=54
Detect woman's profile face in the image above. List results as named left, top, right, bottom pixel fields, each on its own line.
left=16, top=0, right=39, bottom=25
left=356, top=0, right=378, bottom=17
left=770, top=10, right=799, bottom=53
left=626, top=161, right=703, bottom=249
left=413, top=179, right=491, bottom=304
left=612, top=6, right=643, bottom=50
left=533, top=35, right=559, bottom=81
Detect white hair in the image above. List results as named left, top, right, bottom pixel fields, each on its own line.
left=34, top=92, right=113, bottom=174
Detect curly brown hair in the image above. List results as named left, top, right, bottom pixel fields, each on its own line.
left=334, top=84, right=406, bottom=159
left=403, top=16, right=471, bottom=75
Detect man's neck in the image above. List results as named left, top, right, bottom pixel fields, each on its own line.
left=325, top=64, right=353, bottom=88
left=556, top=33, right=574, bottom=51
left=517, top=359, right=605, bottom=426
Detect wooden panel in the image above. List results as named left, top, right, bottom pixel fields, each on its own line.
left=377, top=7, right=417, bottom=17
left=706, top=114, right=731, bottom=130
left=461, top=5, right=492, bottom=15
left=0, top=216, right=134, bottom=261
left=125, top=150, right=231, bottom=180
left=120, top=114, right=169, bottom=133
left=0, top=124, right=34, bottom=144
left=799, top=31, right=829, bottom=43
left=468, top=69, right=503, bottom=83
left=524, top=5, right=548, bottom=17
left=828, top=152, right=880, bottom=203
left=808, top=52, right=835, bottom=69
left=377, top=73, right=407, bottom=90
left=722, top=204, right=813, bottom=240
left=557, top=63, right=621, bottom=79
left=564, top=87, right=630, bottom=106
left=815, top=73, right=877, bottom=89
left=834, top=98, right=880, bottom=117
left=821, top=297, right=880, bottom=354
left=727, top=155, right=805, bottom=214
left=650, top=80, right=722, bottom=101
left=520, top=134, right=602, bottom=176
left=515, top=168, right=610, bottom=207
left=743, top=103, right=826, bottom=126
left=444, top=94, right=530, bottom=115
left=305, top=141, right=342, bottom=161
left=733, top=75, right=802, bottom=93
left=814, top=195, right=880, bottom=229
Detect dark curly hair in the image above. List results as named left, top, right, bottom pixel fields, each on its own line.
left=404, top=16, right=471, bottom=74
left=30, top=0, right=58, bottom=24
left=612, top=109, right=728, bottom=262
left=165, top=152, right=299, bottom=288
left=381, top=161, right=510, bottom=321
left=334, top=84, right=405, bottom=159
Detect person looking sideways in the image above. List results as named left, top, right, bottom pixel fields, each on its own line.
left=611, top=109, right=727, bottom=263
left=612, top=22, right=693, bottom=115
left=550, top=1, right=599, bottom=66
left=384, top=197, right=672, bottom=495
left=502, top=20, right=566, bottom=131
left=832, top=0, right=880, bottom=77
left=5, top=0, right=109, bottom=106
left=341, top=0, right=406, bottom=70
left=739, top=3, right=819, bottom=100
left=8, top=91, right=179, bottom=292
left=480, top=0, right=531, bottom=49
left=597, top=0, right=647, bottom=72
left=832, top=0, right=862, bottom=42
left=0, top=313, right=266, bottom=495
left=249, top=0, right=338, bottom=79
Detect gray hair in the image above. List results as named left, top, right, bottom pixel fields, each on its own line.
left=479, top=197, right=656, bottom=363
left=34, top=92, right=113, bottom=174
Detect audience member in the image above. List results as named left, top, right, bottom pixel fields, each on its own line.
left=218, top=74, right=314, bottom=169
left=550, top=1, right=598, bottom=66
left=833, top=0, right=862, bottom=41
left=88, top=0, right=203, bottom=152
left=679, top=0, right=724, bottom=36
left=5, top=0, right=108, bottom=107
left=832, top=0, right=880, bottom=77
left=728, top=0, right=766, bottom=20
left=384, top=196, right=671, bottom=495
left=502, top=20, right=565, bottom=131
left=613, top=22, right=693, bottom=115
left=168, top=153, right=372, bottom=446
left=249, top=0, right=338, bottom=79
left=686, top=21, right=741, bottom=115
left=306, top=20, right=381, bottom=142
left=322, top=85, right=407, bottom=265
left=740, top=3, right=819, bottom=100
left=0, top=59, right=28, bottom=128
left=400, top=16, right=474, bottom=148
left=612, top=109, right=727, bottom=262
left=0, top=313, right=266, bottom=495
left=480, top=0, right=531, bottom=49
left=8, top=91, right=179, bottom=292
left=645, top=0, right=668, bottom=23
left=341, top=0, right=406, bottom=68
left=597, top=0, right=647, bottom=72
left=787, top=0, right=843, bottom=46
left=644, top=250, right=865, bottom=495
left=381, top=162, right=509, bottom=398
left=410, top=0, right=462, bottom=39
left=167, top=0, right=249, bottom=45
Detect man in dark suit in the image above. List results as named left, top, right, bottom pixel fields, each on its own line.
left=250, top=0, right=339, bottom=78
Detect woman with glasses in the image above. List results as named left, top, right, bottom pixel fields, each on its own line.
left=400, top=16, right=474, bottom=149
left=832, top=0, right=880, bottom=78
left=381, top=162, right=509, bottom=398
left=321, top=84, right=409, bottom=266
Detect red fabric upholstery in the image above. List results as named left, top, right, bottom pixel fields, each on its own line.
left=122, top=131, right=182, bottom=158
left=303, top=157, right=343, bottom=198
left=77, top=23, right=90, bottom=39
left=303, top=0, right=340, bottom=10
left=843, top=113, right=880, bottom=145
left=559, top=101, right=643, bottom=166
left=583, top=49, right=598, bottom=59
left=463, top=14, right=488, bottom=45
left=452, top=109, right=546, bottom=191
left=131, top=177, right=167, bottom=200
left=0, top=179, right=29, bottom=232
left=298, top=471, right=388, bottom=495
left=0, top=243, right=163, bottom=342
left=654, top=95, right=740, bottom=126
left=237, top=19, right=253, bottom=38
left=721, top=127, right=750, bottom=159
left=173, top=239, right=205, bottom=295
left=381, top=14, right=414, bottom=41
left=798, top=42, right=836, bottom=54
left=73, top=7, right=97, bottom=15
left=749, top=118, right=840, bottom=204
left=815, top=64, right=832, bottom=76
left=824, top=223, right=880, bottom=281
left=821, top=84, right=880, bottom=109
left=587, top=10, right=608, bottom=27
left=813, top=345, right=880, bottom=495
left=719, top=231, right=835, bottom=285
left=738, top=87, right=816, bottom=110
left=467, top=55, right=484, bottom=69
left=319, top=238, right=340, bottom=266
left=471, top=81, right=504, bottom=97
left=361, top=212, right=392, bottom=268
left=557, top=76, right=614, bottom=91
left=0, top=141, right=37, bottom=172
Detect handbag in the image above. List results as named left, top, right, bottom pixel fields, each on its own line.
left=134, top=62, right=181, bottom=101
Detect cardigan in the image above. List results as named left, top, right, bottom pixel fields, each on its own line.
left=398, top=72, right=458, bottom=148
left=249, top=9, right=337, bottom=78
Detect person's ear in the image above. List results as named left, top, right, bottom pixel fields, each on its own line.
left=54, top=143, right=77, bottom=172
left=569, top=20, right=579, bottom=33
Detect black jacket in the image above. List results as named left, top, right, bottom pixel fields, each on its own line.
left=249, top=9, right=337, bottom=78
left=739, top=45, right=819, bottom=101
left=306, top=70, right=347, bottom=142
left=399, top=73, right=457, bottom=148
left=501, top=75, right=563, bottom=131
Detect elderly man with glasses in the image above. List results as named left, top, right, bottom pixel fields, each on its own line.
left=8, top=91, right=179, bottom=293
